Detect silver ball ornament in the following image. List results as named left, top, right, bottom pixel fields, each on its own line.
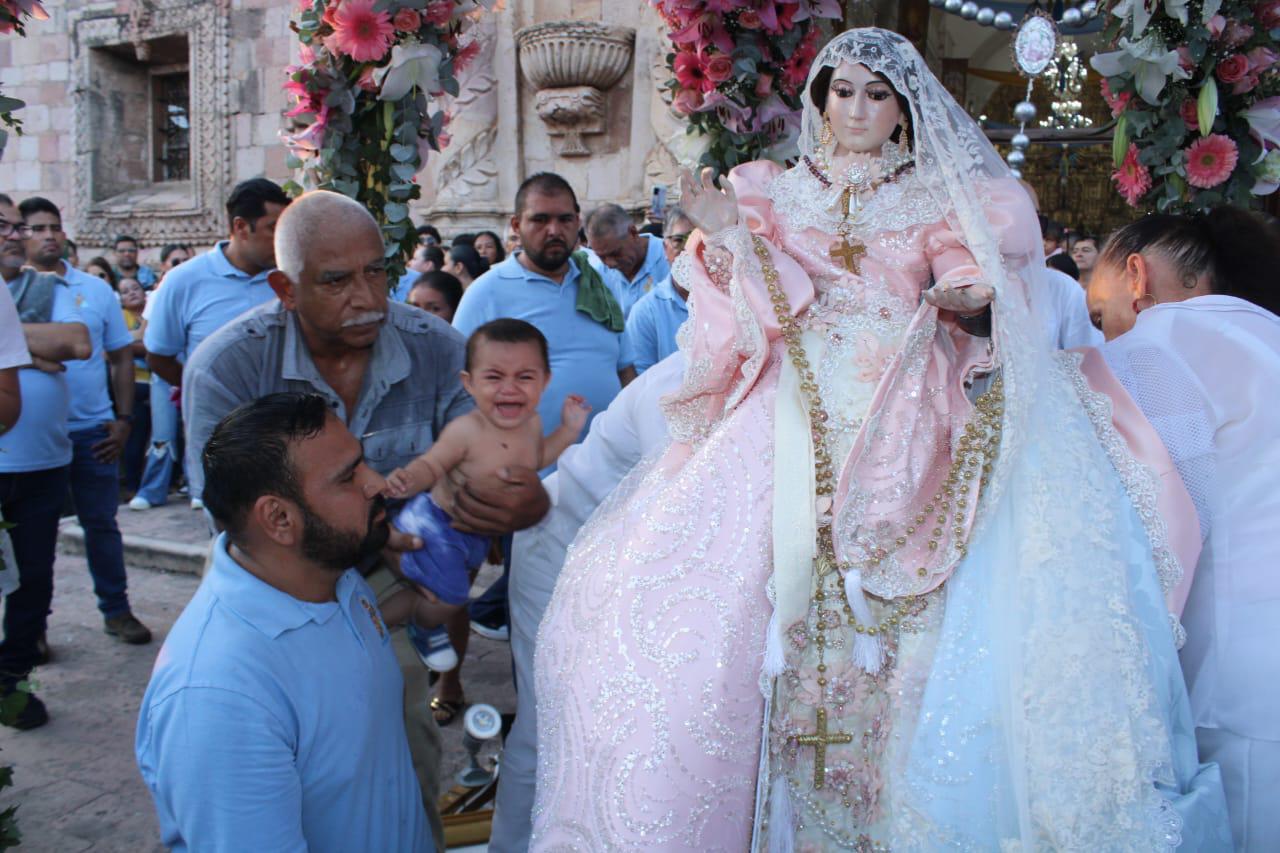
left=1013, top=101, right=1037, bottom=123
left=1011, top=132, right=1030, bottom=150
left=1009, top=167, right=1023, bottom=179
left=1062, top=7, right=1083, bottom=26
left=944, top=0, right=963, bottom=13
left=960, top=1, right=979, bottom=18
left=994, top=10, right=1014, bottom=29
left=1007, top=150, right=1026, bottom=167
left=976, top=7, right=995, bottom=25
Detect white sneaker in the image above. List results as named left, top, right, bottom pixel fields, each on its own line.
left=471, top=621, right=510, bottom=642
left=190, top=498, right=204, bottom=511
left=128, top=496, right=153, bottom=511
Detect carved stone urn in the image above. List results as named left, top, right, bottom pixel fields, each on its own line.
left=515, top=21, right=635, bottom=157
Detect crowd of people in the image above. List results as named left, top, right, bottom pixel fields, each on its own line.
left=2, top=24, right=1278, bottom=853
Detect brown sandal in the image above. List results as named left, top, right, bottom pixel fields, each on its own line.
left=430, top=696, right=465, bottom=726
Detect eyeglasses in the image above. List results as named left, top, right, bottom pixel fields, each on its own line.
left=0, top=221, right=33, bottom=239
left=665, top=232, right=693, bottom=248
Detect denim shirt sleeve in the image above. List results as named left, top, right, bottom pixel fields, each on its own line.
left=139, top=687, right=308, bottom=853
left=182, top=337, right=261, bottom=501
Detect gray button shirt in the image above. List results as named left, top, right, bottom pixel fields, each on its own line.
left=182, top=299, right=473, bottom=500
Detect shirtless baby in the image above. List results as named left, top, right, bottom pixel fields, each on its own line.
left=383, top=318, right=590, bottom=606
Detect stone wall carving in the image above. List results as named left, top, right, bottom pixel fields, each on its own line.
left=69, top=0, right=231, bottom=246
left=431, top=15, right=499, bottom=204
left=516, top=21, right=635, bottom=158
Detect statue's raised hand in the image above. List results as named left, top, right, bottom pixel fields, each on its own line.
left=678, top=167, right=739, bottom=235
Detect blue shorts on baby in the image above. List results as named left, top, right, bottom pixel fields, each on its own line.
left=394, top=493, right=489, bottom=605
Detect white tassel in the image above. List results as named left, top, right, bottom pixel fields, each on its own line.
left=843, top=569, right=883, bottom=673
left=768, top=773, right=795, bottom=853
left=763, top=606, right=787, bottom=677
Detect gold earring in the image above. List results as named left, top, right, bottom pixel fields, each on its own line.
left=820, top=115, right=834, bottom=146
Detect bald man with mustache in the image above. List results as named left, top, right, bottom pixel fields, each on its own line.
left=180, top=191, right=550, bottom=847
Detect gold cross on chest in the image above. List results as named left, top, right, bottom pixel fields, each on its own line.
left=795, top=706, right=853, bottom=789
left=830, top=236, right=867, bottom=274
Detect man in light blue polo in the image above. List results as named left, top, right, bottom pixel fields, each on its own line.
left=136, top=392, right=432, bottom=852
left=20, top=197, right=152, bottom=646
left=133, top=178, right=290, bottom=510
left=583, top=202, right=670, bottom=318
left=625, top=206, right=694, bottom=374
left=0, top=192, right=91, bottom=730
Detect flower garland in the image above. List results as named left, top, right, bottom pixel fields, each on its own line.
left=1092, top=0, right=1280, bottom=211
left=284, top=0, right=490, bottom=277
left=649, top=0, right=843, bottom=173
left=0, top=0, right=48, bottom=139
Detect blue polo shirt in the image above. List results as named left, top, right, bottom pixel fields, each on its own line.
left=393, top=270, right=420, bottom=303
left=600, top=233, right=669, bottom=318
left=136, top=534, right=432, bottom=853
left=452, top=255, right=632, bottom=437
left=625, top=275, right=688, bottom=374
left=60, top=264, right=134, bottom=431
left=143, top=242, right=274, bottom=364
left=0, top=272, right=84, bottom=472
left=115, top=264, right=158, bottom=290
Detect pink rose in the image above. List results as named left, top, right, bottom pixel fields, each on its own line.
left=737, top=9, right=762, bottom=28
left=1216, top=53, right=1250, bottom=84
left=671, top=88, right=704, bottom=115
left=754, top=71, right=774, bottom=98
left=1207, top=14, right=1226, bottom=38
left=1247, top=46, right=1278, bottom=74
left=1222, top=19, right=1254, bottom=48
left=1179, top=99, right=1200, bottom=132
left=1256, top=0, right=1280, bottom=29
left=421, top=1, right=452, bottom=26
left=356, top=64, right=379, bottom=92
left=392, top=7, right=420, bottom=31
left=704, top=53, right=734, bottom=84
left=1176, top=45, right=1195, bottom=73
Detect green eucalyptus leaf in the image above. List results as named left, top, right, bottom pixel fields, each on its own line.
left=389, top=143, right=416, bottom=162
left=383, top=201, right=409, bottom=223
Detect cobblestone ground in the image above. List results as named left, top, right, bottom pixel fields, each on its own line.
left=0, top=507, right=515, bottom=851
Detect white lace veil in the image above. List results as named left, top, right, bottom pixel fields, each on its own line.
left=804, top=28, right=1047, bottom=564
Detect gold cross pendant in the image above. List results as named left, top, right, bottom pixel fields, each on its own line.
left=795, top=706, right=853, bottom=789
left=830, top=236, right=866, bottom=274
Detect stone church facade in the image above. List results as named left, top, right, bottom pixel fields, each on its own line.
left=0, top=0, right=1128, bottom=257
left=0, top=0, right=707, bottom=255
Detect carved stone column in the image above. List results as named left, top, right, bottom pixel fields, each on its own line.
left=515, top=21, right=635, bottom=158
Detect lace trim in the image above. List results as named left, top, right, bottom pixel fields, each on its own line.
left=768, top=166, right=943, bottom=239
left=1060, top=351, right=1187, bottom=649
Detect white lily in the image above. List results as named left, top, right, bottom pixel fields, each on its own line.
left=375, top=43, right=444, bottom=102
left=1243, top=97, right=1280, bottom=162
left=1090, top=33, right=1189, bottom=105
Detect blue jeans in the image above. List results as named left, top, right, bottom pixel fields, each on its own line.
left=135, top=377, right=178, bottom=506
left=68, top=426, right=131, bottom=618
left=0, top=466, right=69, bottom=680
left=122, top=381, right=152, bottom=493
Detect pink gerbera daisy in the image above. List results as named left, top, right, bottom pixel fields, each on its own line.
left=325, top=0, right=394, bottom=63
left=1113, top=144, right=1152, bottom=207
left=1184, top=134, right=1239, bottom=188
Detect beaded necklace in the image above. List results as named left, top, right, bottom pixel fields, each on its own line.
left=800, top=156, right=915, bottom=275
left=751, top=233, right=1006, bottom=807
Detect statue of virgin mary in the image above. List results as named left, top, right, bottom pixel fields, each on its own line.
left=531, top=28, right=1230, bottom=851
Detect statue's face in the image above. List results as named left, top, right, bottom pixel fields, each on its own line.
left=824, top=62, right=905, bottom=157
